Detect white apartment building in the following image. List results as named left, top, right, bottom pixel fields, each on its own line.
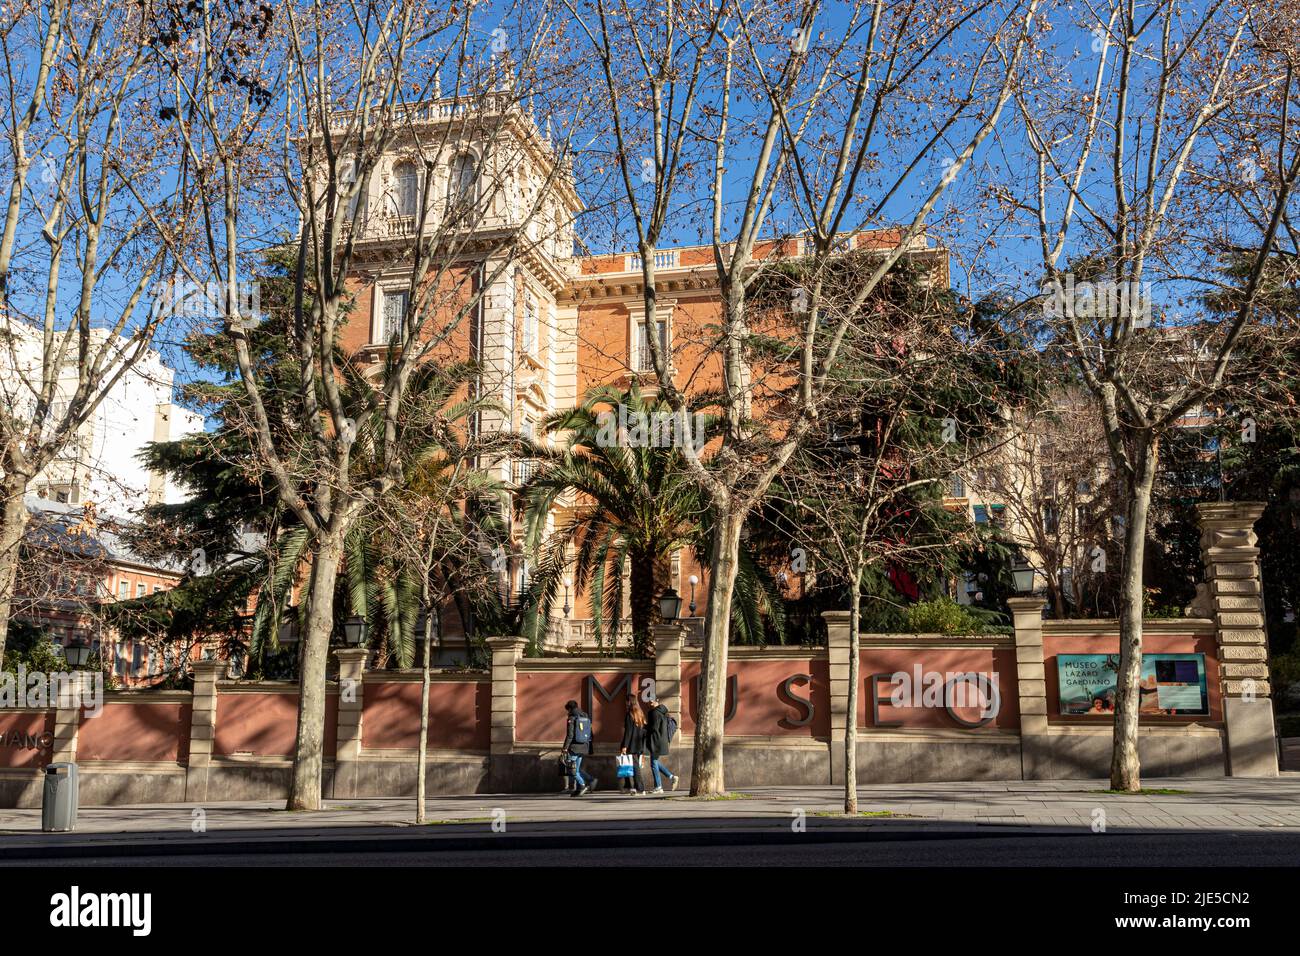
left=1, top=323, right=203, bottom=520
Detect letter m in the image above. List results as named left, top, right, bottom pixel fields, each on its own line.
left=584, top=673, right=634, bottom=718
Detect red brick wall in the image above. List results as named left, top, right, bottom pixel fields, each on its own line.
left=78, top=701, right=191, bottom=762
left=361, top=679, right=490, bottom=750
left=856, top=647, right=1020, bottom=730
left=0, top=711, right=54, bottom=768
left=680, top=658, right=830, bottom=737
left=214, top=690, right=338, bottom=757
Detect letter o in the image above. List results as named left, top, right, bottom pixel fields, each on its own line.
left=944, top=673, right=999, bottom=728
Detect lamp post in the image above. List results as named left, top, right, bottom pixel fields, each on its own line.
left=341, top=616, right=368, bottom=647
left=1011, top=554, right=1036, bottom=595
left=658, top=586, right=682, bottom=622
left=687, top=574, right=698, bottom=616
left=63, top=638, right=92, bottom=668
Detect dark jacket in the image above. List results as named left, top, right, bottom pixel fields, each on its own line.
left=621, top=713, right=647, bottom=754
left=646, top=704, right=672, bottom=755
left=563, top=708, right=594, bottom=755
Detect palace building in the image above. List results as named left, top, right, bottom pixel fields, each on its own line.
left=326, top=94, right=948, bottom=656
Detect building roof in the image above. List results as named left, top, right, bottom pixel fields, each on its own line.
left=23, top=496, right=185, bottom=575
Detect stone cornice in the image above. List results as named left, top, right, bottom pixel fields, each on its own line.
left=516, top=658, right=648, bottom=673
left=1041, top=618, right=1217, bottom=636
left=362, top=670, right=487, bottom=683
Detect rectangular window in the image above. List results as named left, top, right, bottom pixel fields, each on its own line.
left=973, top=505, right=988, bottom=525
left=154, top=584, right=163, bottom=594
left=380, top=289, right=409, bottom=342
left=137, top=582, right=148, bottom=598
left=118, top=580, right=129, bottom=600
left=1043, top=500, right=1059, bottom=535
left=634, top=320, right=668, bottom=372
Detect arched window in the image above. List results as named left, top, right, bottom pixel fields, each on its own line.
left=394, top=161, right=419, bottom=217
left=447, top=153, right=478, bottom=208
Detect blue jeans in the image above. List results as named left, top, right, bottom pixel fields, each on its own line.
left=650, top=755, right=673, bottom=789
left=570, top=754, right=593, bottom=789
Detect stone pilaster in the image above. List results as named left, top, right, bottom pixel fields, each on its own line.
left=823, top=610, right=851, bottom=785
left=486, top=636, right=526, bottom=791
left=652, top=623, right=684, bottom=728
left=1008, top=597, right=1050, bottom=780
left=50, top=670, right=91, bottom=766
left=1196, top=501, right=1278, bottom=776
left=184, top=659, right=225, bottom=802
left=332, top=648, right=368, bottom=798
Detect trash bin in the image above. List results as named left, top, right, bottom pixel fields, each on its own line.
left=42, top=762, right=78, bottom=832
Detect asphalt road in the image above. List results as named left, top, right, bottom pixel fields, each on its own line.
left=4, top=824, right=1299, bottom=867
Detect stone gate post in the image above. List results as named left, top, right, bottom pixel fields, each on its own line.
left=1196, top=502, right=1278, bottom=776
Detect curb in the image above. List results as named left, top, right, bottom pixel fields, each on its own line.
left=0, top=819, right=1107, bottom=860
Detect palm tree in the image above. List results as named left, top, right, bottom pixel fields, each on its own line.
left=336, top=358, right=508, bottom=668
left=519, top=385, right=703, bottom=656
left=519, top=384, right=784, bottom=656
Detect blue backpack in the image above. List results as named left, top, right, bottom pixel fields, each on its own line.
left=572, top=714, right=592, bottom=746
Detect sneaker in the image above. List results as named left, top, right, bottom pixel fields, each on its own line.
left=652, top=786, right=664, bottom=794
left=575, top=785, right=589, bottom=797
left=670, top=774, right=680, bottom=791
left=588, top=778, right=598, bottom=793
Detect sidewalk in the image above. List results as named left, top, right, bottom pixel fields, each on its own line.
left=3, top=775, right=1299, bottom=846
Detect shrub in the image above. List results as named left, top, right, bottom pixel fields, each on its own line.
left=904, top=597, right=988, bottom=635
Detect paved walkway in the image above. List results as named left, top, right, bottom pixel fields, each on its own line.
left=3, top=775, right=1300, bottom=841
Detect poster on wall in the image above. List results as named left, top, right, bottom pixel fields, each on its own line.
left=1057, top=653, right=1209, bottom=717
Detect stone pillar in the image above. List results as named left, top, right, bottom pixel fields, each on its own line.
left=332, top=648, right=368, bottom=798
left=1196, top=501, right=1278, bottom=776
left=652, top=623, right=684, bottom=727
left=486, top=636, right=526, bottom=792
left=185, top=659, right=225, bottom=802
left=823, top=610, right=850, bottom=785
left=50, top=671, right=91, bottom=765
left=1008, top=597, right=1050, bottom=780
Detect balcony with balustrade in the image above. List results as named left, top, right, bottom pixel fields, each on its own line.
left=625, top=250, right=679, bottom=273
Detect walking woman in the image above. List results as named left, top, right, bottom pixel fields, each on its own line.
left=645, top=696, right=679, bottom=792
left=619, top=697, right=647, bottom=795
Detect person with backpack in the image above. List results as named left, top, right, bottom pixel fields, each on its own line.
left=562, top=700, right=597, bottom=796
left=645, top=696, right=679, bottom=793
left=619, top=696, right=647, bottom=795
